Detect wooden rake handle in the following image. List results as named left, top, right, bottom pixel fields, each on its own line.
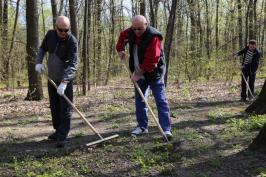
left=121, top=59, right=169, bottom=142
left=240, top=70, right=255, bottom=99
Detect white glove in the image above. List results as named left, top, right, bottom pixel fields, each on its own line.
left=57, top=82, right=67, bottom=96
left=35, top=64, right=45, bottom=74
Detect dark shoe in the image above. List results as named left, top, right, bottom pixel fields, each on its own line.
left=56, top=139, right=69, bottom=148
left=240, top=98, right=247, bottom=102
left=48, top=133, right=57, bottom=141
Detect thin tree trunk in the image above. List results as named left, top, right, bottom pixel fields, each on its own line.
left=41, top=0, right=46, bottom=35
left=164, top=0, right=178, bottom=86
left=149, top=0, right=159, bottom=28
left=82, top=0, right=88, bottom=95
left=205, top=0, right=211, bottom=60
left=237, top=0, right=243, bottom=48
left=51, top=0, right=58, bottom=28
left=215, top=0, right=219, bottom=54
left=2, top=0, right=8, bottom=82
left=139, top=0, right=146, bottom=17
left=58, top=0, right=64, bottom=15
left=96, top=0, right=102, bottom=84
left=69, top=0, right=78, bottom=38
left=25, top=0, right=43, bottom=100
left=105, top=0, right=115, bottom=85
left=87, top=1, right=91, bottom=90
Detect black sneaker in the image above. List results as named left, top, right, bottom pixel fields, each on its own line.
left=240, top=98, right=247, bottom=102
left=48, top=133, right=57, bottom=141
left=56, top=138, right=69, bottom=148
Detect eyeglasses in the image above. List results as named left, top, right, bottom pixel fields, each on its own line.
left=57, top=26, right=69, bottom=33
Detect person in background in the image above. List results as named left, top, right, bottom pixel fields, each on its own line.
left=116, top=15, right=172, bottom=139
left=234, top=39, right=261, bottom=102
left=35, top=16, right=78, bottom=147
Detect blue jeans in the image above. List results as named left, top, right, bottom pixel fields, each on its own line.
left=134, top=79, right=171, bottom=131
left=48, top=81, right=73, bottom=140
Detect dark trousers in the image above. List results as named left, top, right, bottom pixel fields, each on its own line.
left=241, top=68, right=256, bottom=99
left=48, top=81, right=73, bottom=140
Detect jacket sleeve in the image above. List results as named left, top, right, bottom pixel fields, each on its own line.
left=62, top=37, right=79, bottom=81
left=116, top=28, right=129, bottom=52
left=236, top=47, right=248, bottom=56
left=35, top=32, right=49, bottom=64
left=139, top=36, right=162, bottom=73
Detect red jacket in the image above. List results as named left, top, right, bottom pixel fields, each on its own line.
left=116, top=28, right=162, bottom=73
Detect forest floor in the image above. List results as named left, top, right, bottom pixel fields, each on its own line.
left=0, top=77, right=266, bottom=177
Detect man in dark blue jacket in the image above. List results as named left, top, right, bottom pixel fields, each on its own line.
left=234, top=40, right=261, bottom=101
left=35, top=16, right=78, bottom=147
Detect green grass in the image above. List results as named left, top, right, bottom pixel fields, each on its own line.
left=4, top=151, right=95, bottom=177
left=219, top=114, right=266, bottom=141
left=207, top=108, right=231, bottom=121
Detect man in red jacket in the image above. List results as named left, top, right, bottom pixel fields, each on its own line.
left=116, top=15, right=172, bottom=139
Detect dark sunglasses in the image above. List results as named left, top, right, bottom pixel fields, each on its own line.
left=57, top=27, right=69, bottom=33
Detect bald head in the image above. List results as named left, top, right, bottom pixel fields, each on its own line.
left=55, top=16, right=70, bottom=38
left=131, top=15, right=148, bottom=37
left=132, top=15, right=147, bottom=24
left=56, top=16, right=70, bottom=28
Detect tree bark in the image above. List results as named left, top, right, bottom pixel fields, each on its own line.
left=2, top=0, right=8, bottom=82
left=215, top=0, right=219, bottom=54
left=69, top=0, right=78, bottom=38
left=249, top=123, right=266, bottom=150
left=246, top=79, right=266, bottom=114
left=139, top=0, right=146, bottom=17
left=51, top=0, right=58, bottom=28
left=237, top=0, right=243, bottom=48
left=82, top=0, right=88, bottom=95
left=105, top=0, right=115, bottom=85
left=163, top=0, right=178, bottom=86
left=25, top=0, right=43, bottom=100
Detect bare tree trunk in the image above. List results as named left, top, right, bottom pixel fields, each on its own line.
left=82, top=0, right=88, bottom=95
left=51, top=0, right=58, bottom=28
left=261, top=0, right=266, bottom=56
left=2, top=0, right=8, bottom=82
left=0, top=0, right=2, bottom=30
left=96, top=0, right=102, bottom=84
left=25, top=0, right=43, bottom=100
left=69, top=0, right=78, bottom=38
left=237, top=0, right=243, bottom=48
left=215, top=0, right=219, bottom=54
left=139, top=0, right=146, bottom=17
left=58, top=0, right=64, bottom=15
left=164, top=0, right=178, bottom=86
left=8, top=0, right=20, bottom=88
left=149, top=0, right=159, bottom=28
left=205, top=0, right=211, bottom=60
left=41, top=0, right=46, bottom=36
left=105, top=0, right=115, bottom=85
left=87, top=1, right=91, bottom=91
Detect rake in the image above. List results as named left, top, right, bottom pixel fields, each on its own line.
left=121, top=59, right=169, bottom=142
left=240, top=70, right=255, bottom=99
left=47, top=77, right=119, bottom=147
